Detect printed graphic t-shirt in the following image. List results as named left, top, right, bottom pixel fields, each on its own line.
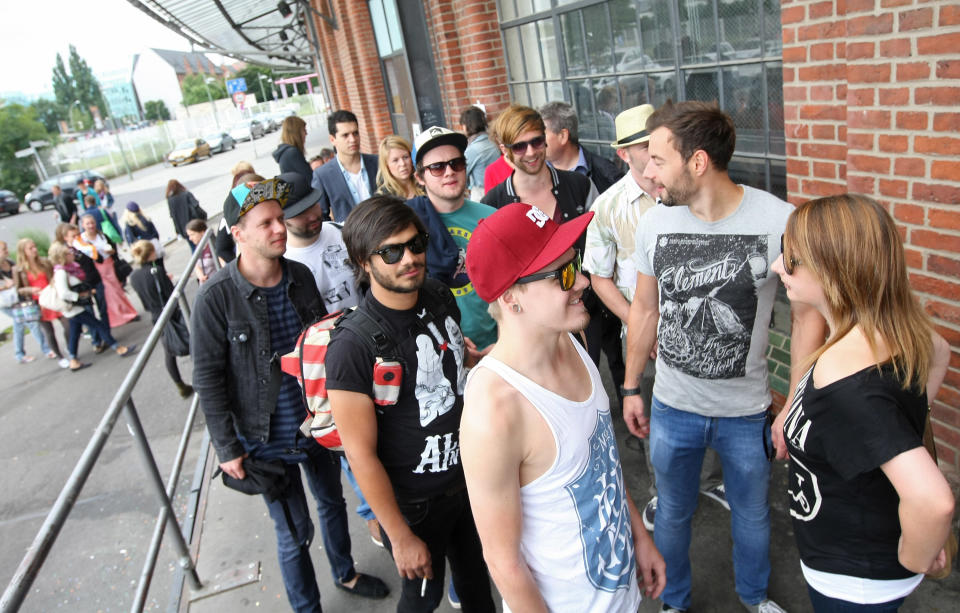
left=325, top=280, right=467, bottom=500
left=784, top=364, right=926, bottom=581
left=284, top=223, right=358, bottom=313
left=437, top=200, right=498, bottom=350
left=633, top=185, right=792, bottom=416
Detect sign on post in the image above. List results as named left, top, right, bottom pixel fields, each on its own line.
left=232, top=91, right=247, bottom=110
left=226, top=78, right=247, bottom=95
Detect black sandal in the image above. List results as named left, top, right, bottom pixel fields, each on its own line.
left=335, top=573, right=389, bottom=599
left=70, top=363, right=91, bottom=372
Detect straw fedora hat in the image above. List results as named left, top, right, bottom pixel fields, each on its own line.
left=610, top=103, right=656, bottom=149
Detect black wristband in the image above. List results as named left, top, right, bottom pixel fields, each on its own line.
left=620, top=386, right=642, bottom=396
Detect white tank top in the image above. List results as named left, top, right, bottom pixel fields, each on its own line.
left=471, top=335, right=641, bottom=613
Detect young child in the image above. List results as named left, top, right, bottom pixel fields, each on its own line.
left=185, top=219, right=216, bottom=283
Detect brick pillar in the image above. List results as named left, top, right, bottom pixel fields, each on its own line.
left=782, top=0, right=960, bottom=466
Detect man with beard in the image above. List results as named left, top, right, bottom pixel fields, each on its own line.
left=621, top=101, right=825, bottom=613
left=326, top=196, right=496, bottom=613
left=311, top=110, right=379, bottom=222
left=191, top=177, right=389, bottom=613
left=460, top=202, right=666, bottom=612
left=408, top=126, right=498, bottom=356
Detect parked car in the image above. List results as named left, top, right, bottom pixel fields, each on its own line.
left=24, top=170, right=107, bottom=213
left=254, top=113, right=278, bottom=133
left=167, top=138, right=212, bottom=167
left=0, top=190, right=20, bottom=216
left=204, top=132, right=236, bottom=154
left=229, top=120, right=265, bottom=142
left=270, top=109, right=296, bottom=126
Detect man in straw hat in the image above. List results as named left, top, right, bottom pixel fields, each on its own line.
left=191, top=177, right=389, bottom=613
left=460, top=202, right=665, bottom=613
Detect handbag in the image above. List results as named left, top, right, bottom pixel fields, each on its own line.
left=923, top=410, right=958, bottom=579
left=38, top=285, right=69, bottom=312
left=0, top=286, right=18, bottom=308
left=11, top=300, right=40, bottom=323
left=113, top=253, right=133, bottom=285
left=151, top=266, right=190, bottom=356
left=100, top=211, right=123, bottom=244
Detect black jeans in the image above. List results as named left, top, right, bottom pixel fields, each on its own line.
left=383, top=488, right=495, bottom=613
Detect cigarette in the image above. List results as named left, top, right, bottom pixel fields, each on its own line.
left=420, top=577, right=427, bottom=597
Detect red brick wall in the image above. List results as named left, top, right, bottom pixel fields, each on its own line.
left=782, top=0, right=960, bottom=466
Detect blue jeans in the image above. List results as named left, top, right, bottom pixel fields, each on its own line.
left=2, top=307, right=52, bottom=360
left=340, top=457, right=375, bottom=521
left=807, top=585, right=906, bottom=612
left=261, top=448, right=355, bottom=613
left=649, top=396, right=771, bottom=610
left=66, top=311, right=117, bottom=359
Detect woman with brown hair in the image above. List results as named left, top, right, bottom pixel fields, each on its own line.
left=375, top=135, right=423, bottom=199
left=14, top=238, right=69, bottom=367
left=166, top=179, right=205, bottom=249
left=773, top=193, right=953, bottom=611
left=273, top=115, right=312, bottom=183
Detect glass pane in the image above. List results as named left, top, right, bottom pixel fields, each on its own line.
left=684, top=68, right=720, bottom=104
left=764, top=0, right=782, bottom=57
left=369, top=1, right=392, bottom=58
left=595, top=80, right=619, bottom=142
left=728, top=156, right=767, bottom=192
left=679, top=0, right=718, bottom=64
left=511, top=83, right=530, bottom=106
left=556, top=0, right=579, bottom=6
left=641, top=2, right=676, bottom=66
left=499, top=0, right=517, bottom=22
left=619, top=74, right=650, bottom=109
left=649, top=70, right=678, bottom=105
left=610, top=0, right=643, bottom=70
left=584, top=3, right=614, bottom=74
left=725, top=64, right=764, bottom=154
left=767, top=62, right=785, bottom=155
left=569, top=80, right=596, bottom=139
left=521, top=22, right=544, bottom=81
left=561, top=12, right=587, bottom=77
left=383, top=0, right=403, bottom=54
left=504, top=27, right=525, bottom=81
left=515, top=0, right=534, bottom=19
left=533, top=0, right=551, bottom=12
left=529, top=82, right=548, bottom=109
left=539, top=19, right=560, bottom=79
left=770, top=158, right=786, bottom=201
left=546, top=80, right=565, bottom=103
left=719, top=0, right=761, bottom=61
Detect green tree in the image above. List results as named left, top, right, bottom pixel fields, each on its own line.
left=233, top=66, right=276, bottom=102
left=181, top=74, right=228, bottom=106
left=68, top=45, right=106, bottom=118
left=51, top=54, right=75, bottom=107
left=0, top=105, right=50, bottom=198
left=144, top=100, right=171, bottom=121
left=30, top=99, right=67, bottom=134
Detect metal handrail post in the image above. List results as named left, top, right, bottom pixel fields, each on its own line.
left=122, top=398, right=202, bottom=595
left=130, top=393, right=202, bottom=613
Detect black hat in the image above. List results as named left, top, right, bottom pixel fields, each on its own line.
left=278, top=172, right=324, bottom=219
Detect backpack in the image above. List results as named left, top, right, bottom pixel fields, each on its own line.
left=280, top=280, right=455, bottom=451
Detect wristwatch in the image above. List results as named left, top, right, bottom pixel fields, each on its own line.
left=620, top=386, right=642, bottom=396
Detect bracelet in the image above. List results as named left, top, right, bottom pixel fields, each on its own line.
left=620, top=386, right=642, bottom=396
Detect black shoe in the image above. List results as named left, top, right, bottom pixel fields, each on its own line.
left=335, top=573, right=389, bottom=599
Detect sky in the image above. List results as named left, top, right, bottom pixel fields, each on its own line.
left=3, top=0, right=194, bottom=99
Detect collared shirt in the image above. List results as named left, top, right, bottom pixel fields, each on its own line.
left=583, top=172, right=656, bottom=301
left=573, top=147, right=589, bottom=175
left=336, top=156, right=371, bottom=205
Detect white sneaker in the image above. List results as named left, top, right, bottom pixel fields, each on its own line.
left=58, top=358, right=71, bottom=369
left=742, top=598, right=787, bottom=613
left=702, top=483, right=731, bottom=511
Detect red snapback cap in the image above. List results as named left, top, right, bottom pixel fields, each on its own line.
left=466, top=202, right=594, bottom=303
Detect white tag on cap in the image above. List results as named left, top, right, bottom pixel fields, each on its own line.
left=525, top=206, right=549, bottom=228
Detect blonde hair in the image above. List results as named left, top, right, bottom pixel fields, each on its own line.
left=375, top=135, right=423, bottom=198
left=280, top=116, right=307, bottom=154
left=122, top=208, right=150, bottom=232
left=47, top=242, right=71, bottom=266
left=130, top=240, right=156, bottom=266
left=15, top=238, right=48, bottom=277
left=55, top=223, right=78, bottom=245
left=491, top=104, right=545, bottom=162
left=785, top=193, right=934, bottom=389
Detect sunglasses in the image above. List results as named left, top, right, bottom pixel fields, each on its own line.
left=780, top=234, right=801, bottom=275
left=507, top=135, right=547, bottom=155
left=370, top=233, right=429, bottom=265
left=423, top=157, right=467, bottom=177
left=515, top=251, right=581, bottom=291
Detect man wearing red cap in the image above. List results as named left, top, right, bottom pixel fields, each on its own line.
left=460, top=202, right=665, bottom=613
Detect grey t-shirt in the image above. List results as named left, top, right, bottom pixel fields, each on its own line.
left=634, top=185, right=793, bottom=417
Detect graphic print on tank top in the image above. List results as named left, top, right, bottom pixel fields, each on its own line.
left=653, top=233, right=767, bottom=379
left=784, top=368, right=822, bottom=521
left=564, top=405, right=635, bottom=591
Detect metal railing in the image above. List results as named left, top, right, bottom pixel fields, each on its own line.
left=0, top=229, right=221, bottom=613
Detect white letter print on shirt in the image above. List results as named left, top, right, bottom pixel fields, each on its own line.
left=785, top=368, right=821, bottom=521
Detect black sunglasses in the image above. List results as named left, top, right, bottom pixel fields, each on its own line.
left=780, top=234, right=801, bottom=276
left=370, top=233, right=429, bottom=265
left=423, top=157, right=467, bottom=177
left=515, top=251, right=581, bottom=291
left=507, top=135, right=547, bottom=155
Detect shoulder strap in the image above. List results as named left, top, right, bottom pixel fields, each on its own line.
left=335, top=305, right=398, bottom=360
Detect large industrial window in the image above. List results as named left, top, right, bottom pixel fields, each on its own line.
left=498, top=0, right=786, bottom=199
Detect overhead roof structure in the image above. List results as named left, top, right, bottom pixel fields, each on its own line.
left=126, top=0, right=328, bottom=71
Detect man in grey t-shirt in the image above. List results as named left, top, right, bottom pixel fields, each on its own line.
left=621, top=101, right=825, bottom=613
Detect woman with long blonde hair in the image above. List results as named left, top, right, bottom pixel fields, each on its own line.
left=14, top=238, right=67, bottom=366
left=375, top=135, right=423, bottom=199
left=273, top=115, right=312, bottom=183
left=774, top=193, right=953, bottom=611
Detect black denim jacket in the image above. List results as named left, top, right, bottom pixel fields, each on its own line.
left=191, top=257, right=326, bottom=462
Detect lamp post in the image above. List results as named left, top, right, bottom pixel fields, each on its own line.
left=258, top=74, right=271, bottom=105
left=204, top=77, right=221, bottom=129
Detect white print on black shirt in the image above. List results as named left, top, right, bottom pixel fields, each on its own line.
left=414, top=314, right=466, bottom=426
left=653, top=233, right=768, bottom=379
left=413, top=432, right=460, bottom=474
left=785, top=368, right=821, bottom=521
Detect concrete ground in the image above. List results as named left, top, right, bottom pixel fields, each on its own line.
left=1, top=121, right=958, bottom=611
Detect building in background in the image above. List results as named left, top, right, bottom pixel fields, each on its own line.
left=99, top=67, right=143, bottom=123
left=131, top=49, right=240, bottom=120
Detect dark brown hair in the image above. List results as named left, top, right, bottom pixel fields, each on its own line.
left=646, top=100, right=736, bottom=171
left=341, top=195, right=427, bottom=286
left=166, top=179, right=186, bottom=198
